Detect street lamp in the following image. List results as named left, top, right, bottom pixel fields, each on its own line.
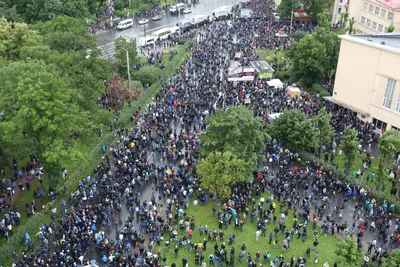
left=123, top=48, right=131, bottom=89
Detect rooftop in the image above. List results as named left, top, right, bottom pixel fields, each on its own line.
left=340, top=33, right=400, bottom=53
left=370, top=0, right=400, bottom=10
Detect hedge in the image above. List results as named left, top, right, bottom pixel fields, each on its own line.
left=0, top=41, right=191, bottom=266
left=299, top=152, right=400, bottom=214
left=312, top=84, right=330, bottom=97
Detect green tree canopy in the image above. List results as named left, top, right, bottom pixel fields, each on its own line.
left=200, top=106, right=269, bottom=176
left=38, top=15, right=96, bottom=53
left=302, top=0, right=334, bottom=21
left=134, top=66, right=163, bottom=86
left=313, top=107, right=334, bottom=158
left=334, top=237, right=365, bottom=266
left=268, top=110, right=316, bottom=151
left=292, top=30, right=307, bottom=41
left=197, top=151, right=248, bottom=199
left=377, top=129, right=400, bottom=185
left=341, top=126, right=359, bottom=172
left=277, top=0, right=301, bottom=19
left=382, top=249, right=400, bottom=267
left=114, top=36, right=139, bottom=78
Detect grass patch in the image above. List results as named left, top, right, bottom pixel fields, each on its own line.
left=158, top=191, right=341, bottom=266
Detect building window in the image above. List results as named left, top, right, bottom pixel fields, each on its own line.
left=372, top=21, right=377, bottom=29
left=372, top=118, right=388, bottom=130
left=388, top=12, right=393, bottom=20
left=361, top=16, right=366, bottom=24
left=378, top=24, right=383, bottom=32
left=364, top=2, right=368, bottom=10
left=375, top=7, right=380, bottom=15
left=382, top=78, right=396, bottom=109
left=369, top=4, right=374, bottom=12
left=367, top=19, right=371, bottom=27
left=381, top=9, right=386, bottom=18
left=338, top=7, right=342, bottom=14
left=396, top=93, right=400, bottom=113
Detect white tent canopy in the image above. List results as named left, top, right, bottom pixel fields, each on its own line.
left=267, top=79, right=283, bottom=89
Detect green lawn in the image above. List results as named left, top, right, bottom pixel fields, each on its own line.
left=158, top=191, right=342, bottom=266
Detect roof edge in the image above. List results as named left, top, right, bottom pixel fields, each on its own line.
left=339, top=34, right=400, bottom=55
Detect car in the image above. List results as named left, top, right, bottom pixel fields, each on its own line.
left=138, top=18, right=149, bottom=25
left=152, top=14, right=162, bottom=21
left=183, top=8, right=192, bottom=14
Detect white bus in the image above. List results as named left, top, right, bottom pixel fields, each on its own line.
left=151, top=26, right=179, bottom=41
left=137, top=36, right=155, bottom=47
left=191, top=15, right=208, bottom=26
left=213, top=6, right=232, bottom=19
left=169, top=3, right=185, bottom=14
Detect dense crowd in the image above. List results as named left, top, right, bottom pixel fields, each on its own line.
left=3, top=0, right=400, bottom=267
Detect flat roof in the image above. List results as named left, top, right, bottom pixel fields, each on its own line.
left=340, top=33, right=400, bottom=54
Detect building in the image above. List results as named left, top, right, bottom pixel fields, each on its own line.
left=328, top=33, right=400, bottom=132
left=332, top=0, right=400, bottom=33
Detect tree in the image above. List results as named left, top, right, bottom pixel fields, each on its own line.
left=267, top=110, right=316, bottom=151
left=134, top=66, right=163, bottom=86
left=0, top=61, right=88, bottom=185
left=199, top=106, right=269, bottom=181
left=313, top=107, right=334, bottom=158
left=341, top=126, right=359, bottom=172
left=387, top=24, right=395, bottom=33
left=287, top=34, right=328, bottom=85
left=277, top=0, right=301, bottom=19
left=334, top=237, right=365, bottom=266
left=197, top=152, right=248, bottom=199
left=301, top=0, right=334, bottom=21
left=377, top=130, right=400, bottom=186
left=0, top=1, right=23, bottom=22
left=313, top=26, right=340, bottom=79
left=317, top=11, right=331, bottom=30
left=0, top=17, right=43, bottom=61
left=38, top=15, right=96, bottom=53
left=382, top=249, right=400, bottom=267
left=347, top=17, right=356, bottom=34
left=114, top=36, right=138, bottom=78
left=292, top=30, right=307, bottom=41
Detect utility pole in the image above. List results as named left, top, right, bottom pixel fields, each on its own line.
left=178, top=9, right=181, bottom=39
left=290, top=3, right=294, bottom=34
left=143, top=23, right=146, bottom=38
left=125, top=49, right=131, bottom=89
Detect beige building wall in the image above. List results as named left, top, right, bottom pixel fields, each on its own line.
left=353, top=0, right=400, bottom=34
left=332, top=35, right=400, bottom=130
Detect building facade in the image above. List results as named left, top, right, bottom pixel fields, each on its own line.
left=330, top=33, right=400, bottom=132
left=331, top=0, right=400, bottom=34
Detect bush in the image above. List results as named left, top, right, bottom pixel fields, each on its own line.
left=134, top=66, right=163, bottom=86
left=292, top=30, right=307, bottom=41
left=132, top=80, right=144, bottom=89
left=312, top=83, right=330, bottom=97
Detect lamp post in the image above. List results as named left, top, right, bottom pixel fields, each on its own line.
left=123, top=49, right=131, bottom=89
left=290, top=3, right=294, bottom=34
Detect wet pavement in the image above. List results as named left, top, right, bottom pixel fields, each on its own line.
left=96, top=0, right=235, bottom=46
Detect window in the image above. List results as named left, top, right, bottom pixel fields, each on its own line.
left=382, top=78, right=396, bottom=109
left=388, top=12, right=393, bottom=20
left=338, top=7, right=342, bottom=14
left=396, top=93, right=400, bottom=113
left=375, top=7, right=380, bottom=15
left=367, top=19, right=371, bottom=27
left=364, top=2, right=368, bottom=10
left=381, top=9, right=386, bottom=18
left=378, top=24, right=383, bottom=32
left=369, top=4, right=374, bottom=12
left=361, top=16, right=366, bottom=24
left=372, top=21, right=377, bottom=29
left=392, top=126, right=399, bottom=131
left=372, top=118, right=388, bottom=130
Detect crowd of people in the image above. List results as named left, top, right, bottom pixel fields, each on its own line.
left=4, top=0, right=400, bottom=267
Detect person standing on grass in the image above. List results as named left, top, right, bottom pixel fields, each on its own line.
left=256, top=229, right=261, bottom=241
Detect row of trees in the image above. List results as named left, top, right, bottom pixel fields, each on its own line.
left=0, top=16, right=111, bottom=185
left=198, top=106, right=400, bottom=197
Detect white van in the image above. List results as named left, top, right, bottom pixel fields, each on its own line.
left=117, top=19, right=134, bottom=30
left=191, top=15, right=208, bottom=26
left=137, top=36, right=155, bottom=47
left=169, top=3, right=185, bottom=14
